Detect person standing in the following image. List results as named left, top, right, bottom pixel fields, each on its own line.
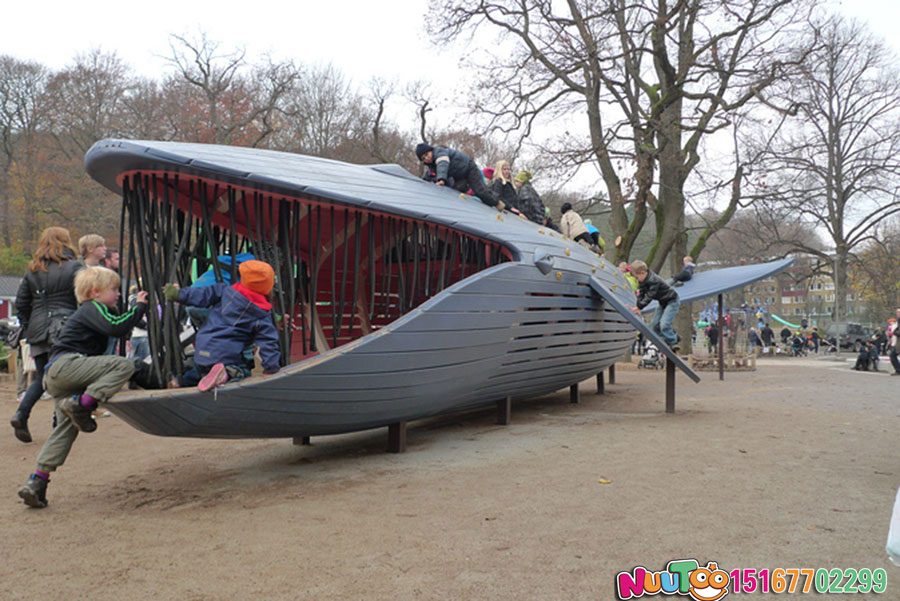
left=100, top=248, right=119, bottom=271
left=415, top=143, right=502, bottom=209
left=780, top=325, right=791, bottom=345
left=707, top=323, right=719, bottom=354
left=889, top=311, right=900, bottom=376
left=10, top=227, right=82, bottom=443
left=760, top=322, right=775, bottom=352
left=810, top=326, right=820, bottom=354
left=77, top=234, right=106, bottom=267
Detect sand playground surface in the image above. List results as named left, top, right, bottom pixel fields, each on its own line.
left=1, top=357, right=898, bottom=600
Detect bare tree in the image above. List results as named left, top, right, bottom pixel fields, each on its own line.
left=849, top=219, right=900, bottom=321
left=430, top=0, right=817, bottom=270
left=44, top=49, right=134, bottom=158
left=756, top=17, right=900, bottom=320
left=166, top=32, right=298, bottom=147
left=404, top=80, right=434, bottom=144
left=0, top=56, right=48, bottom=246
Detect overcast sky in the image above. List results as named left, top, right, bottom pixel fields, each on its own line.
left=0, top=0, right=896, bottom=142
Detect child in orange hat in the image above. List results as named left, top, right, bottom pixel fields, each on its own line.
left=164, top=259, right=281, bottom=390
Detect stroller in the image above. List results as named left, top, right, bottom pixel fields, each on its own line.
left=790, top=335, right=807, bottom=357
left=638, top=343, right=665, bottom=369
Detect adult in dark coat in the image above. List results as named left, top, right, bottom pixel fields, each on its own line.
left=415, top=143, right=500, bottom=209
left=760, top=323, right=775, bottom=347
left=707, top=324, right=719, bottom=353
left=780, top=326, right=791, bottom=345
left=10, top=227, right=82, bottom=443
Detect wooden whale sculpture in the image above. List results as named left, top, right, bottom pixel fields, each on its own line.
left=84, top=139, right=789, bottom=439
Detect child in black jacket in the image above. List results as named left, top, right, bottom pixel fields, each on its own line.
left=17, top=266, right=147, bottom=509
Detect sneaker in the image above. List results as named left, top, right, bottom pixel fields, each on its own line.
left=18, top=475, right=48, bottom=508
left=198, top=363, right=228, bottom=392
left=10, top=412, right=32, bottom=444
left=60, top=396, right=98, bottom=433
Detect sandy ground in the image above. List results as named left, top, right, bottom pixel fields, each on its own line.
left=1, top=356, right=898, bottom=600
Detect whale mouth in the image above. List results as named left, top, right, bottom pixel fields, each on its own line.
left=118, top=171, right=512, bottom=380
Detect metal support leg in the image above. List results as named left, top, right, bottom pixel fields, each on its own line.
left=388, top=422, right=407, bottom=453
left=596, top=372, right=604, bottom=394
left=497, top=395, right=511, bottom=425
left=666, top=357, right=676, bottom=413
left=292, top=436, right=311, bottom=446
left=608, top=363, right=616, bottom=384
left=718, top=294, right=725, bottom=381
left=570, top=383, right=579, bottom=404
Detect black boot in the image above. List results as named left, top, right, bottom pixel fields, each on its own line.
left=18, top=475, right=49, bottom=508
left=10, top=411, right=32, bottom=443
left=60, top=396, right=98, bottom=433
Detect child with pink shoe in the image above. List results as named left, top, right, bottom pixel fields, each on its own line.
left=164, top=260, right=281, bottom=391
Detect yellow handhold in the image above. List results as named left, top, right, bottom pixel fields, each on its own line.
left=565, top=248, right=571, bottom=256
left=496, top=214, right=503, bottom=221
left=598, top=478, right=612, bottom=484
left=556, top=272, right=562, bottom=280
left=459, top=193, right=467, bottom=199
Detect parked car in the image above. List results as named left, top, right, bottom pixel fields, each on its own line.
left=825, top=322, right=873, bottom=351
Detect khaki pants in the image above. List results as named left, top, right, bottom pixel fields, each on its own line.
left=35, top=353, right=134, bottom=473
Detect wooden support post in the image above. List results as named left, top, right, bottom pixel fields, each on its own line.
left=596, top=371, right=604, bottom=394
left=388, top=422, right=407, bottom=453
left=497, top=396, right=511, bottom=425
left=608, top=363, right=616, bottom=384
left=570, top=382, right=579, bottom=404
left=666, top=355, right=676, bottom=413
left=292, top=436, right=311, bottom=446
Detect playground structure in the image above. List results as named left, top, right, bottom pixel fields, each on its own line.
left=84, top=140, right=792, bottom=445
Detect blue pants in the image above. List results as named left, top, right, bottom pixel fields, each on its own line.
left=15, top=352, right=49, bottom=419
left=179, top=363, right=251, bottom=388
left=650, top=299, right=680, bottom=346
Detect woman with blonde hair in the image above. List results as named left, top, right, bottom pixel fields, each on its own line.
left=10, top=227, right=82, bottom=443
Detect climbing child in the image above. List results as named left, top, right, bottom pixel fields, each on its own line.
left=164, top=259, right=281, bottom=391
left=17, top=266, right=148, bottom=508
left=628, top=260, right=681, bottom=351
left=672, top=256, right=696, bottom=286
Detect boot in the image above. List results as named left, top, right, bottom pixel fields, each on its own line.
left=60, top=395, right=98, bottom=433
left=10, top=411, right=32, bottom=443
left=18, top=475, right=49, bottom=508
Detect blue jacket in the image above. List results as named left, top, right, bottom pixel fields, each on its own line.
left=424, top=146, right=475, bottom=183
left=178, top=283, right=281, bottom=373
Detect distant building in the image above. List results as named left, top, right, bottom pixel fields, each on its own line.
left=740, top=254, right=866, bottom=326
left=0, top=275, right=20, bottom=320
